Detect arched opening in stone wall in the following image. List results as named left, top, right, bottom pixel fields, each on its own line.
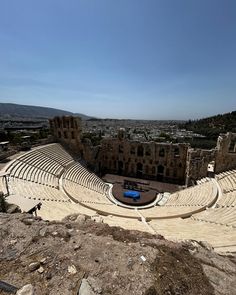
left=166, top=168, right=170, bottom=176
left=145, top=147, right=151, bottom=156
left=70, top=118, right=74, bottom=128
left=118, top=161, right=123, bottom=175
left=156, top=164, right=164, bottom=181
left=173, top=169, right=177, bottom=178
left=229, top=138, right=236, bottom=153
left=137, top=146, right=144, bottom=157
left=145, top=165, right=149, bottom=175
left=119, top=145, right=123, bottom=153
left=130, top=146, right=135, bottom=155
left=174, top=147, right=180, bottom=156
left=57, top=117, right=61, bottom=128
left=159, top=148, right=165, bottom=157
left=136, top=162, right=143, bottom=178
left=131, top=163, right=135, bottom=174
left=63, top=119, right=66, bottom=128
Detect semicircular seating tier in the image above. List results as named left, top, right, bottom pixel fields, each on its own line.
left=190, top=170, right=236, bottom=228
left=63, top=162, right=109, bottom=195
left=2, top=143, right=236, bottom=252
left=62, top=163, right=140, bottom=219
left=4, top=143, right=74, bottom=188
left=136, top=180, right=217, bottom=220
left=62, top=160, right=217, bottom=220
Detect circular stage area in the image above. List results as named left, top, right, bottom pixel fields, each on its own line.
left=112, top=183, right=157, bottom=206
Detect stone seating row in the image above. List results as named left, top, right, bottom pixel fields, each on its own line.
left=63, top=162, right=109, bottom=194
left=148, top=217, right=236, bottom=252
left=156, top=192, right=170, bottom=205
left=216, top=191, right=236, bottom=207
left=138, top=205, right=203, bottom=219
left=35, top=190, right=235, bottom=252
left=191, top=207, right=236, bottom=228
left=63, top=168, right=217, bottom=220
left=36, top=200, right=97, bottom=221
left=216, top=169, right=236, bottom=180
left=102, top=215, right=152, bottom=232
left=8, top=177, right=70, bottom=203
left=34, top=143, right=74, bottom=167
left=5, top=143, right=76, bottom=188
left=179, top=171, right=236, bottom=227
left=63, top=180, right=111, bottom=205
left=163, top=181, right=215, bottom=207
left=63, top=178, right=141, bottom=218
left=8, top=150, right=63, bottom=177
left=63, top=178, right=207, bottom=219
left=7, top=160, right=58, bottom=187
left=3, top=143, right=235, bottom=252
left=196, top=177, right=210, bottom=184
left=218, top=174, right=236, bottom=193
left=6, top=143, right=74, bottom=175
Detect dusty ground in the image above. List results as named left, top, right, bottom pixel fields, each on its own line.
left=0, top=213, right=235, bottom=295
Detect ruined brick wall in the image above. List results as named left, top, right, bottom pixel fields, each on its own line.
left=49, top=116, right=236, bottom=186
left=49, top=116, right=82, bottom=155
left=99, top=133, right=189, bottom=184
left=186, top=132, right=236, bottom=185
left=215, top=132, right=236, bottom=173
left=81, top=139, right=101, bottom=172
left=185, top=148, right=217, bottom=186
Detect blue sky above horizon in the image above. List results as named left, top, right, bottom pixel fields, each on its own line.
left=0, top=0, right=236, bottom=120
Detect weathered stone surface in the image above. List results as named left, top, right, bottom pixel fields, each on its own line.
left=0, top=213, right=235, bottom=295
left=49, top=116, right=82, bottom=154
left=39, top=227, right=47, bottom=237
left=22, top=218, right=33, bottom=226
left=91, top=215, right=103, bottom=223
left=37, top=266, right=44, bottom=274
left=198, top=241, right=214, bottom=251
left=68, top=265, right=77, bottom=274
left=78, top=279, right=95, bottom=295
left=28, top=262, right=40, bottom=272
left=40, top=257, right=47, bottom=264
left=16, top=284, right=34, bottom=295
left=6, top=204, right=21, bottom=214
left=75, top=214, right=86, bottom=225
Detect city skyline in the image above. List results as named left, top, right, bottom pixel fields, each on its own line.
left=0, top=0, right=236, bottom=120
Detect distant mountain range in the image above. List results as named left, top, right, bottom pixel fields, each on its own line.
left=0, top=103, right=93, bottom=120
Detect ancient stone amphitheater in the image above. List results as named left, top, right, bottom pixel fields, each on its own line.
left=1, top=143, right=236, bottom=253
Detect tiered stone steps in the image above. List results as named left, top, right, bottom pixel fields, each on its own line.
left=2, top=144, right=235, bottom=252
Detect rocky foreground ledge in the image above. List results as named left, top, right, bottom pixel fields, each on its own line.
left=0, top=213, right=235, bottom=295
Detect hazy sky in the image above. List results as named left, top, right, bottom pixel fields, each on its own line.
left=0, top=0, right=236, bottom=119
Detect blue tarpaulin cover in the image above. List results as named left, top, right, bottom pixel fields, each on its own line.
left=123, top=191, right=140, bottom=199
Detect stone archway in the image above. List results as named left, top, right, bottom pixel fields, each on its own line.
left=136, top=162, right=143, bottom=178
left=118, top=161, right=123, bottom=175
left=137, top=146, right=144, bottom=157
left=156, top=165, right=164, bottom=181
